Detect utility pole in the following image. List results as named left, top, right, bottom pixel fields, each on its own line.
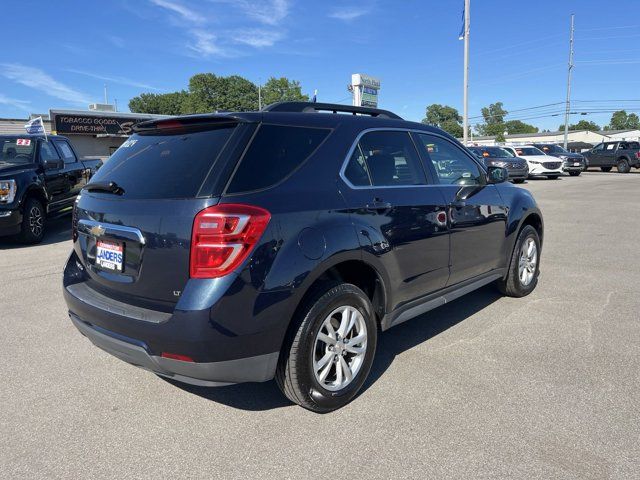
left=462, top=0, right=470, bottom=145
left=104, top=83, right=108, bottom=104
left=563, top=14, right=575, bottom=150
left=258, top=79, right=262, bottom=111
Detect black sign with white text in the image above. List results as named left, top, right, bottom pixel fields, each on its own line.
left=54, top=114, right=149, bottom=136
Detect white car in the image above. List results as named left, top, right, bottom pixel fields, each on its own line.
left=502, top=145, right=563, bottom=179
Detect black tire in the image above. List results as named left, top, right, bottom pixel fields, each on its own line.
left=18, top=197, right=46, bottom=244
left=513, top=179, right=526, bottom=184
left=568, top=171, right=580, bottom=176
left=546, top=175, right=559, bottom=180
left=276, top=282, right=377, bottom=413
left=617, top=159, right=631, bottom=173
left=601, top=167, right=612, bottom=172
left=496, top=225, right=541, bottom=298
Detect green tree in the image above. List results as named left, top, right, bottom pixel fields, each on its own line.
left=476, top=102, right=508, bottom=140
left=261, top=77, right=309, bottom=106
left=608, top=110, right=640, bottom=130
left=504, top=120, right=538, bottom=134
left=422, top=104, right=463, bottom=137
left=183, top=73, right=259, bottom=113
left=560, top=120, right=600, bottom=132
left=128, top=91, right=188, bottom=115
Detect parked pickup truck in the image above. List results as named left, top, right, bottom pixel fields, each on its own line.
left=583, top=141, right=640, bottom=173
left=0, top=135, right=102, bottom=243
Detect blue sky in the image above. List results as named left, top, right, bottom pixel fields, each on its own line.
left=1, top=0, right=639, bottom=131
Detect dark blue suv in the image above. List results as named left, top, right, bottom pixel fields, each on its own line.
left=63, top=102, right=543, bottom=412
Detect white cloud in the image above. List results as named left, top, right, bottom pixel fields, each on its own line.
left=150, top=0, right=287, bottom=57
left=329, top=6, right=370, bottom=21
left=0, top=94, right=31, bottom=112
left=66, top=69, right=161, bottom=91
left=188, top=30, right=231, bottom=57
left=227, top=0, right=290, bottom=26
left=149, top=0, right=204, bottom=24
left=0, top=64, right=93, bottom=105
left=230, top=28, right=284, bottom=48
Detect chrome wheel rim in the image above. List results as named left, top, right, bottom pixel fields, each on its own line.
left=313, top=305, right=367, bottom=392
left=29, top=206, right=43, bottom=237
left=518, top=238, right=537, bottom=286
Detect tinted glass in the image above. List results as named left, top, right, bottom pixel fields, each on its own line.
left=344, top=146, right=371, bottom=186
left=515, top=147, right=545, bottom=156
left=40, top=142, right=61, bottom=161
left=227, top=125, right=329, bottom=193
left=629, top=142, right=640, bottom=149
left=477, top=147, right=514, bottom=158
left=89, top=127, right=234, bottom=199
left=537, top=144, right=566, bottom=154
left=355, top=131, right=426, bottom=186
left=1, top=137, right=35, bottom=164
left=592, top=143, right=604, bottom=151
left=416, top=134, right=482, bottom=185
left=54, top=141, right=77, bottom=163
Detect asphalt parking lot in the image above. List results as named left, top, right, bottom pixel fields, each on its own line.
left=1, top=171, right=639, bottom=479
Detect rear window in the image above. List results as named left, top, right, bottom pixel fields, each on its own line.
left=226, top=124, right=329, bottom=193
left=88, top=127, right=234, bottom=199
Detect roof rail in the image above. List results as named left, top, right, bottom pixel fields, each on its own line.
left=262, top=102, right=403, bottom=120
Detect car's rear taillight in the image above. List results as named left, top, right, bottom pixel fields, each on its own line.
left=636, top=151, right=640, bottom=159
left=190, top=204, right=271, bottom=279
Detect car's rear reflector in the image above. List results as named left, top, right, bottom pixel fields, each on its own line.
left=161, top=352, right=195, bottom=362
left=190, top=204, right=271, bottom=279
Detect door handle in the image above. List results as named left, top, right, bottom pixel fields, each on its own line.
left=365, top=200, right=393, bottom=212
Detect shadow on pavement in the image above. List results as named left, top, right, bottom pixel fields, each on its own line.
left=168, top=284, right=502, bottom=412
left=0, top=215, right=71, bottom=249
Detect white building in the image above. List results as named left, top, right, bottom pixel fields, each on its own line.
left=466, top=129, right=640, bottom=151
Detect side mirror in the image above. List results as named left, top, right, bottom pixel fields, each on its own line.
left=487, top=166, right=508, bottom=184
left=43, top=159, right=62, bottom=170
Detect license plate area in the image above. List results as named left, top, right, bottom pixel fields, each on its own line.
left=96, top=239, right=124, bottom=272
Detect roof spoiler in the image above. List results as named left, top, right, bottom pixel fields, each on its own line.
left=132, top=114, right=249, bottom=133
left=262, top=102, right=403, bottom=120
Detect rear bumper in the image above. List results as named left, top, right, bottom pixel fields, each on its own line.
left=0, top=209, right=22, bottom=237
left=63, top=251, right=284, bottom=385
left=70, top=313, right=278, bottom=386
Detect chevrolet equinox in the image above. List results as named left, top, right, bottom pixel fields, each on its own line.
left=63, top=102, right=543, bottom=412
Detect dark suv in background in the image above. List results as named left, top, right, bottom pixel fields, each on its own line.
left=582, top=141, right=640, bottom=173
left=63, top=102, right=543, bottom=412
left=468, top=146, right=529, bottom=183
left=532, top=143, right=585, bottom=176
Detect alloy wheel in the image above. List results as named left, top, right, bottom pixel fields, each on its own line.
left=518, top=238, right=537, bottom=286
left=29, top=206, right=44, bottom=237
left=313, top=305, right=367, bottom=392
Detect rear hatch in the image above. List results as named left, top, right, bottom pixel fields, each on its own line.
left=73, top=117, right=255, bottom=311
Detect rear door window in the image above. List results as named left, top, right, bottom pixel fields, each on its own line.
left=88, top=127, right=235, bottom=199
left=226, top=124, right=329, bottom=193
left=343, top=130, right=427, bottom=187
left=54, top=140, right=77, bottom=164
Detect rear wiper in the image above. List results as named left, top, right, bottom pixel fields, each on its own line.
left=84, top=181, right=124, bottom=195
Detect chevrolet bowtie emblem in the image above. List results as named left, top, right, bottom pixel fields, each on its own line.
left=90, top=225, right=106, bottom=237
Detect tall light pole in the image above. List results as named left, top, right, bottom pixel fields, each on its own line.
left=258, top=78, right=262, bottom=111
left=563, top=14, right=575, bottom=150
left=462, top=0, right=471, bottom=145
